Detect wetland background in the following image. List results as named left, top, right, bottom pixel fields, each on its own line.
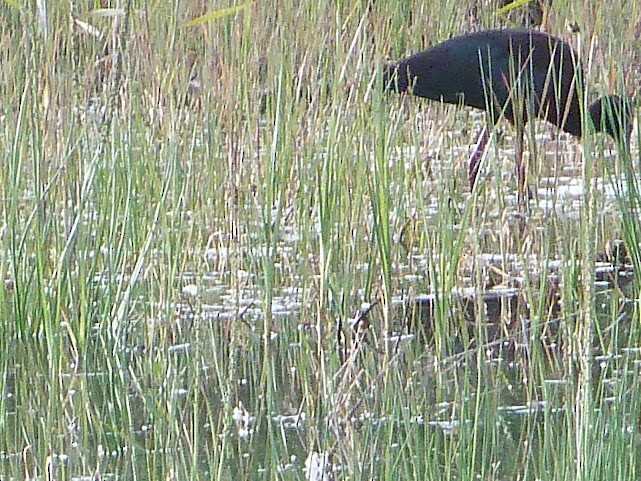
left=1, top=0, right=641, bottom=479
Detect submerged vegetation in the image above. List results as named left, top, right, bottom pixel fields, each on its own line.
left=0, top=0, right=640, bottom=479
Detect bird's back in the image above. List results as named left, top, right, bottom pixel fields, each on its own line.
left=384, top=29, right=584, bottom=135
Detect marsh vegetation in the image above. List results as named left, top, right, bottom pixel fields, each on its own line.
left=0, top=1, right=640, bottom=479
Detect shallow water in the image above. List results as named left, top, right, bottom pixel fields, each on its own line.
left=2, top=111, right=640, bottom=480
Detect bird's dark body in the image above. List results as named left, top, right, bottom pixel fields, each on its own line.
left=384, top=29, right=631, bottom=198
left=384, top=28, right=628, bottom=139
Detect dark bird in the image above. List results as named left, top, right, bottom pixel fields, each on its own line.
left=383, top=29, right=632, bottom=199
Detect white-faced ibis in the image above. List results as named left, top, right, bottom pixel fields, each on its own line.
left=383, top=28, right=632, bottom=199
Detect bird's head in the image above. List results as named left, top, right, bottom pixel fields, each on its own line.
left=589, top=95, right=634, bottom=143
